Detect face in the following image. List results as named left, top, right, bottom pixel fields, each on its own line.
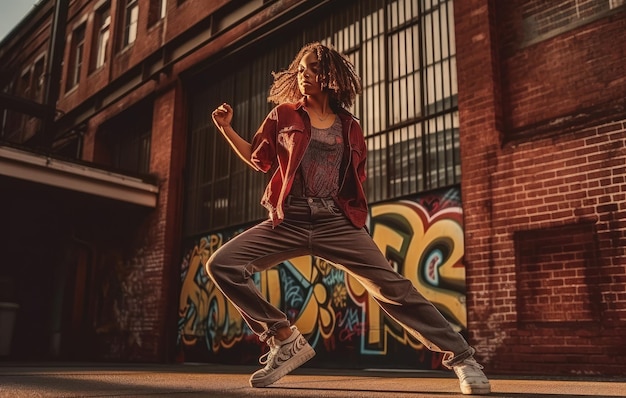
left=297, top=50, right=323, bottom=96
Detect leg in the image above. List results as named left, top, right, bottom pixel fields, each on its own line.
left=307, top=203, right=491, bottom=395
left=310, top=215, right=471, bottom=363
left=205, top=219, right=310, bottom=340
left=205, top=213, right=316, bottom=388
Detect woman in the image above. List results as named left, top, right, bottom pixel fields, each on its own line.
left=207, top=42, right=491, bottom=395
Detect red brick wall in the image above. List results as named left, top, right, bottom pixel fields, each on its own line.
left=497, top=0, right=626, bottom=134
left=58, top=0, right=227, bottom=114
left=143, top=82, right=187, bottom=361
left=166, top=0, right=228, bottom=40
left=456, top=0, right=626, bottom=376
left=77, top=82, right=184, bottom=362
left=454, top=0, right=506, bottom=371
left=59, top=0, right=112, bottom=112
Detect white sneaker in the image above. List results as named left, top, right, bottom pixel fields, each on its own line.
left=453, top=357, right=491, bottom=395
left=249, top=326, right=316, bottom=388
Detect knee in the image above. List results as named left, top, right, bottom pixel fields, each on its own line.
left=379, top=278, right=419, bottom=303
left=205, top=251, right=243, bottom=285
left=204, top=252, right=221, bottom=281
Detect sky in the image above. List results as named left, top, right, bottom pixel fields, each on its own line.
left=0, top=1, right=39, bottom=41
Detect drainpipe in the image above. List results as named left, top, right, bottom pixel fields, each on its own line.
left=42, top=0, right=69, bottom=150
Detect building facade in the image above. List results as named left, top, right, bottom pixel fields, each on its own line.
left=0, top=0, right=624, bottom=376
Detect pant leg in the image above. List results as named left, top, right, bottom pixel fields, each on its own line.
left=205, top=217, right=312, bottom=341
left=308, top=201, right=474, bottom=367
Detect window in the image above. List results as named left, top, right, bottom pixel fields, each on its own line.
left=93, top=4, right=111, bottom=69
left=67, top=24, right=86, bottom=91
left=33, top=58, right=45, bottom=101
left=184, top=0, right=459, bottom=235
left=522, top=0, right=626, bottom=46
left=113, top=128, right=151, bottom=173
left=102, top=103, right=152, bottom=174
left=20, top=70, right=31, bottom=99
left=149, top=0, right=167, bottom=26
left=122, top=0, right=139, bottom=47
left=364, top=0, right=458, bottom=201
left=2, top=82, right=26, bottom=142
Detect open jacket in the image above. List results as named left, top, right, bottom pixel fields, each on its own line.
left=250, top=99, right=368, bottom=228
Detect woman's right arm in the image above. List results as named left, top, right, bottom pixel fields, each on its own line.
left=211, top=103, right=258, bottom=170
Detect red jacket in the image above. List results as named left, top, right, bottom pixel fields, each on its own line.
left=250, top=99, right=368, bottom=228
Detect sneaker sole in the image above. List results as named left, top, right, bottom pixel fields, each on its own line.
left=249, top=345, right=316, bottom=388
left=461, top=384, right=491, bottom=395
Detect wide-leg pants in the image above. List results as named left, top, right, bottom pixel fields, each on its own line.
left=205, top=196, right=474, bottom=367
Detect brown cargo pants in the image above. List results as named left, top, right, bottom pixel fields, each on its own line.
left=206, top=196, right=475, bottom=368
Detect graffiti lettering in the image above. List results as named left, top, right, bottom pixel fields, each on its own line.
left=280, top=267, right=306, bottom=308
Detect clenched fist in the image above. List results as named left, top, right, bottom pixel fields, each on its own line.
left=212, top=103, right=233, bottom=129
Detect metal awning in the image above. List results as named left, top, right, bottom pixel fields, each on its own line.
left=0, top=145, right=159, bottom=207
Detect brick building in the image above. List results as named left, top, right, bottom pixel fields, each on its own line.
left=457, top=0, right=626, bottom=375
left=0, top=0, right=624, bottom=376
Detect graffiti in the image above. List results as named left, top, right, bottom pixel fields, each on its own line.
left=337, top=308, right=365, bottom=343
left=177, top=188, right=465, bottom=368
left=178, top=233, right=253, bottom=352
left=94, top=242, right=151, bottom=360
left=280, top=266, right=308, bottom=308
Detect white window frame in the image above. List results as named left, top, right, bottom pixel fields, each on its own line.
left=123, top=0, right=139, bottom=47
left=95, top=5, right=111, bottom=68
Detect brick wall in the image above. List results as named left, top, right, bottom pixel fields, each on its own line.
left=491, top=121, right=626, bottom=375
left=74, top=82, right=184, bottom=362
left=57, top=0, right=225, bottom=115
left=498, top=0, right=626, bottom=134
left=456, top=0, right=626, bottom=376
left=144, top=82, right=187, bottom=361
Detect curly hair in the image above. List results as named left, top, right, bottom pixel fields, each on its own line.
left=267, top=42, right=362, bottom=109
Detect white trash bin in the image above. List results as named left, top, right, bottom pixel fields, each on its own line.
left=0, top=302, right=19, bottom=356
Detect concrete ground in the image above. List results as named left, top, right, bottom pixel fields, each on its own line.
left=1, top=363, right=625, bottom=397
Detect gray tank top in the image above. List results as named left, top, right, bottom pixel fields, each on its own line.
left=291, top=116, right=343, bottom=198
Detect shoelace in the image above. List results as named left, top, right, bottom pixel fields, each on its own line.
left=455, top=358, right=484, bottom=378
left=258, top=338, right=280, bottom=366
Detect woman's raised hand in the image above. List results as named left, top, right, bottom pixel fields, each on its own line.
left=212, top=103, right=233, bottom=129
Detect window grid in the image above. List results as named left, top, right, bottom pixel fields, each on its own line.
left=67, top=25, right=86, bottom=91
left=33, top=58, right=45, bottom=102
left=522, top=0, right=625, bottom=46
left=94, top=4, right=111, bottom=69
left=105, top=104, right=153, bottom=175
left=148, top=0, right=167, bottom=26
left=123, top=0, right=139, bottom=47
left=184, top=0, right=459, bottom=236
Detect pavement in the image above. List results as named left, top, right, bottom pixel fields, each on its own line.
left=1, top=362, right=626, bottom=398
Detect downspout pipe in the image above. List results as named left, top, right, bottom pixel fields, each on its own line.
left=42, top=0, right=69, bottom=150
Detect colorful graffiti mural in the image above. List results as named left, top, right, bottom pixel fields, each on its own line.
left=178, top=188, right=465, bottom=369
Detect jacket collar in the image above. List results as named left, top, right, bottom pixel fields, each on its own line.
left=295, top=97, right=356, bottom=120
left=295, top=98, right=306, bottom=110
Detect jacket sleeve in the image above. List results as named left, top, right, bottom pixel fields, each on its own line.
left=250, top=107, right=279, bottom=173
